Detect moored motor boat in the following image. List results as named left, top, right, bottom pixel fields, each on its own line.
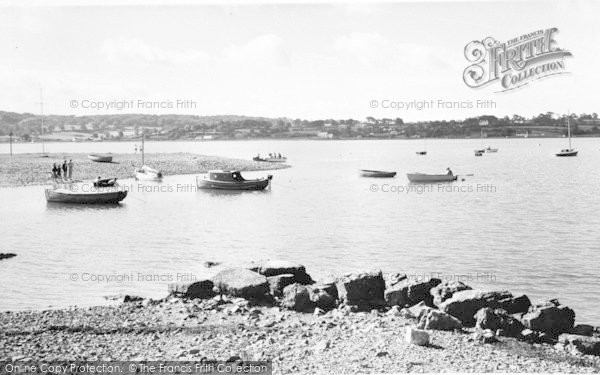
left=253, top=155, right=287, bottom=163
left=474, top=149, right=484, bottom=156
left=135, top=165, right=163, bottom=181
left=196, top=170, right=272, bottom=190
left=45, top=184, right=127, bottom=204
left=360, top=169, right=396, bottom=178
left=406, top=173, right=457, bottom=183
left=484, top=146, right=498, bottom=153
left=88, top=154, right=113, bottom=163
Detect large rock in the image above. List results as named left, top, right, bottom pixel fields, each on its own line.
left=249, top=260, right=313, bottom=284
left=418, top=310, right=462, bottom=331
left=570, top=324, right=594, bottom=336
left=212, top=268, right=269, bottom=300
left=308, top=285, right=337, bottom=310
left=521, top=299, right=575, bottom=336
left=440, top=290, right=530, bottom=326
left=405, top=326, right=429, bottom=346
left=281, top=284, right=314, bottom=312
left=267, top=274, right=297, bottom=297
left=474, top=307, right=524, bottom=337
left=558, top=334, right=600, bottom=356
left=430, top=281, right=472, bottom=307
left=168, top=280, right=215, bottom=299
left=407, top=301, right=434, bottom=321
left=384, top=277, right=441, bottom=307
left=408, top=278, right=442, bottom=306
left=336, top=271, right=385, bottom=309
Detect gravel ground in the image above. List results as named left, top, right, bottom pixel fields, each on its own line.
left=0, top=153, right=288, bottom=187
left=1, top=297, right=599, bottom=374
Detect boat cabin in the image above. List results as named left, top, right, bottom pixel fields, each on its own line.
left=208, top=170, right=245, bottom=182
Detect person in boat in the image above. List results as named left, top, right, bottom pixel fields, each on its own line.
left=67, top=159, right=73, bottom=179
left=62, top=160, right=68, bottom=180
left=446, top=167, right=453, bottom=176
left=278, top=153, right=282, bottom=158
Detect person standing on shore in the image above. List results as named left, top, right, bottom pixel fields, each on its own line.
left=62, top=160, right=68, bottom=180
left=135, top=145, right=138, bottom=154
left=67, top=159, right=73, bottom=179
left=56, top=163, right=61, bottom=179
left=51, top=163, right=58, bottom=180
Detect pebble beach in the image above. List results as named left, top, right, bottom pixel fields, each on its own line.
left=1, top=262, right=600, bottom=374
left=0, top=153, right=288, bottom=188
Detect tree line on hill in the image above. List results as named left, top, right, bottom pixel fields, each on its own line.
left=0, top=111, right=598, bottom=141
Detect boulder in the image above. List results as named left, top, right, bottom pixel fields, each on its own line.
left=430, top=281, right=472, bottom=307
left=385, top=277, right=441, bottom=307
left=558, top=334, right=600, bottom=356
left=308, top=285, right=337, bottom=310
left=281, top=284, right=314, bottom=312
left=405, top=326, right=429, bottom=346
left=384, top=280, right=409, bottom=307
left=335, top=271, right=385, bottom=309
left=249, top=260, right=313, bottom=284
left=408, top=301, right=434, bottom=321
left=168, top=280, right=216, bottom=299
left=521, top=299, right=575, bottom=336
left=408, top=278, right=442, bottom=305
left=440, top=290, right=530, bottom=326
left=418, top=310, right=462, bottom=331
left=474, top=308, right=524, bottom=337
left=570, top=324, right=594, bottom=337
left=212, top=268, right=269, bottom=300
left=267, top=274, right=297, bottom=297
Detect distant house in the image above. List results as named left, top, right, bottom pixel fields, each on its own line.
left=317, top=132, right=333, bottom=139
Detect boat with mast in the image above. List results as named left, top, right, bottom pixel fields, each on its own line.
left=556, top=113, right=578, bottom=157
left=134, top=131, right=163, bottom=180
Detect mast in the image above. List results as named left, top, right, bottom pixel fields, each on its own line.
left=39, top=88, right=45, bottom=155
left=141, top=130, right=145, bottom=166
left=567, top=113, right=572, bottom=149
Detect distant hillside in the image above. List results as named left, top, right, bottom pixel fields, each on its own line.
left=0, top=110, right=598, bottom=141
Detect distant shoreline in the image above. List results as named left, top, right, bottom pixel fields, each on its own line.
left=0, top=153, right=288, bottom=188
left=2, top=134, right=600, bottom=145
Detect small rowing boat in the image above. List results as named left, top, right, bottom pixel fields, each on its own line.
left=45, top=185, right=127, bottom=204
left=88, top=154, right=113, bottom=163
left=360, top=170, right=397, bottom=178
left=196, top=170, right=272, bottom=190
left=416, top=151, right=427, bottom=155
left=484, top=146, right=498, bottom=153
left=406, top=173, right=457, bottom=183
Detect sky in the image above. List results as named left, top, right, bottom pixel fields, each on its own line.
left=0, top=0, right=598, bottom=121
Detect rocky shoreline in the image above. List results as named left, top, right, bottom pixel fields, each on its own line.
left=1, top=262, right=600, bottom=374
left=0, top=153, right=288, bottom=187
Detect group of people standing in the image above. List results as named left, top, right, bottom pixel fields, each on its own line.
left=51, top=159, right=74, bottom=180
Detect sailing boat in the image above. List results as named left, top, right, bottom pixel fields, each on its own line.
left=556, top=114, right=578, bottom=157
left=416, top=137, right=427, bottom=155
left=134, top=131, right=163, bottom=180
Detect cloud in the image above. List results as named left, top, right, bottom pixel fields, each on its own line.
left=101, top=38, right=208, bottom=65
left=224, top=34, right=289, bottom=67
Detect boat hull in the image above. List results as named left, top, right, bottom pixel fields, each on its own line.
left=360, top=170, right=396, bottom=178
left=406, top=173, right=457, bottom=183
left=88, top=154, right=113, bottom=163
left=556, top=150, right=578, bottom=157
left=253, top=157, right=287, bottom=163
left=416, top=151, right=427, bottom=155
left=196, top=176, right=271, bottom=190
left=134, top=166, right=163, bottom=181
left=45, top=189, right=127, bottom=204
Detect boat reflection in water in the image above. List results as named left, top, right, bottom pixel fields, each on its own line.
left=196, top=170, right=273, bottom=191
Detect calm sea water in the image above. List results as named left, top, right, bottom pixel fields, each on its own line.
left=1, top=138, right=599, bottom=324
